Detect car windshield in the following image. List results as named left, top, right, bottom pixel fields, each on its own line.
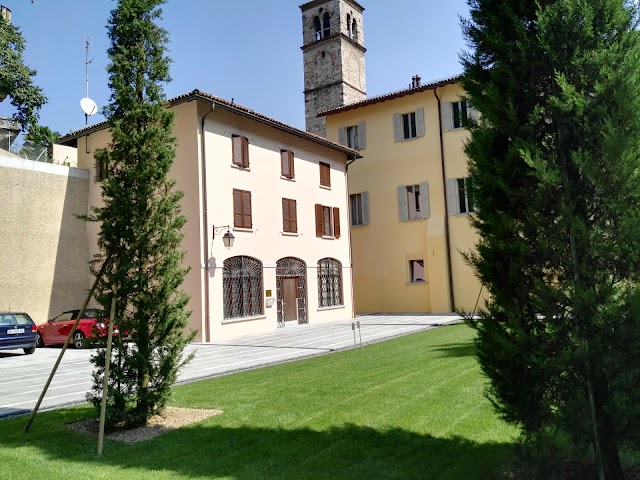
left=82, top=309, right=104, bottom=319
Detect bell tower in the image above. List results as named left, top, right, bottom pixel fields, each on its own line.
left=300, top=0, right=366, bottom=137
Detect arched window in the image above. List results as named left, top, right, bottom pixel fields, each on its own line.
left=313, top=16, right=321, bottom=41
left=323, top=12, right=330, bottom=38
left=223, top=256, right=264, bottom=319
left=352, top=19, right=358, bottom=41
left=317, top=258, right=343, bottom=307
left=347, top=14, right=352, bottom=38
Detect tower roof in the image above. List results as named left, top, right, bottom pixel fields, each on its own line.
left=300, top=0, right=364, bottom=13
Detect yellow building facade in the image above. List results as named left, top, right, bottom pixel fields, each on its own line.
left=324, top=76, right=488, bottom=314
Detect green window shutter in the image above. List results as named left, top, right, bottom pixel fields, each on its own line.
left=416, top=108, right=425, bottom=137
left=419, top=181, right=430, bottom=219
left=397, top=186, right=408, bottom=221
left=362, top=191, right=369, bottom=225
left=338, top=127, right=347, bottom=146
left=441, top=102, right=452, bottom=132
left=393, top=114, right=402, bottom=141
left=446, top=178, right=459, bottom=216
left=357, top=122, right=366, bottom=149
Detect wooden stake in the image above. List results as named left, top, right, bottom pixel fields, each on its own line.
left=24, top=254, right=112, bottom=433
left=97, top=287, right=117, bottom=456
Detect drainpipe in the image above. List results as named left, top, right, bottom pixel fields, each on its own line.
left=434, top=87, right=456, bottom=312
left=200, top=102, right=215, bottom=342
left=346, top=154, right=358, bottom=318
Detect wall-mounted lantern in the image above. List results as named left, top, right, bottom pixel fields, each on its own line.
left=213, top=225, right=234, bottom=249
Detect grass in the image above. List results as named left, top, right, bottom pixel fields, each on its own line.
left=0, top=324, right=519, bottom=480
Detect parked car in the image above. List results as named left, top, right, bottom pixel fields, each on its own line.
left=37, top=309, right=119, bottom=349
left=0, top=312, right=38, bottom=355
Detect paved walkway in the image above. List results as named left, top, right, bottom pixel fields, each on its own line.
left=0, top=313, right=461, bottom=419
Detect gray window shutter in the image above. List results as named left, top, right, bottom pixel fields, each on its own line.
left=338, top=127, right=347, bottom=146
left=362, top=191, right=369, bottom=225
left=416, top=108, right=425, bottom=137
left=397, top=186, right=408, bottom=221
left=393, top=114, right=402, bottom=141
left=446, top=178, right=459, bottom=216
left=357, top=122, right=366, bottom=149
left=419, top=181, right=430, bottom=219
left=441, top=102, right=452, bottom=132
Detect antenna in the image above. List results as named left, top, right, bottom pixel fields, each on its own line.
left=80, top=38, right=97, bottom=125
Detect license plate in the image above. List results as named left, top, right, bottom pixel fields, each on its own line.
left=7, top=328, right=24, bottom=334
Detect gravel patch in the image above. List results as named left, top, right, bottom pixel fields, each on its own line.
left=66, top=406, right=222, bottom=443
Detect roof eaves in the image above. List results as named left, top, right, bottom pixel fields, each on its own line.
left=59, top=90, right=361, bottom=159
left=320, top=74, right=463, bottom=117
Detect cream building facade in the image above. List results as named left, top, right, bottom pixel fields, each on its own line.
left=60, top=91, right=358, bottom=342
left=323, top=77, right=488, bottom=314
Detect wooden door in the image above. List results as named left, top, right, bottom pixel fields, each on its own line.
left=282, top=278, right=298, bottom=322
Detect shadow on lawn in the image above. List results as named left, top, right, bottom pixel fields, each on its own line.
left=431, top=342, right=477, bottom=359
left=3, top=411, right=514, bottom=480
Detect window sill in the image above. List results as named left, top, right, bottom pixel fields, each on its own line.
left=233, top=227, right=253, bottom=233
left=406, top=281, right=428, bottom=285
left=319, top=184, right=332, bottom=190
left=280, top=175, right=296, bottom=181
left=402, top=217, right=427, bottom=222
left=317, top=305, right=345, bottom=312
left=281, top=231, right=299, bottom=237
left=222, top=314, right=267, bottom=325
left=350, top=223, right=368, bottom=228
left=321, top=235, right=336, bottom=240
left=397, top=136, right=419, bottom=142
left=231, top=164, right=251, bottom=171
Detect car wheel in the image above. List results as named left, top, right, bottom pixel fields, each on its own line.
left=36, top=333, right=45, bottom=348
left=24, top=346, right=36, bottom=355
left=73, top=331, right=85, bottom=349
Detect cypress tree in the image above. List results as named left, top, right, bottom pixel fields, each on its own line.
left=462, top=1, right=640, bottom=478
left=86, top=0, right=194, bottom=428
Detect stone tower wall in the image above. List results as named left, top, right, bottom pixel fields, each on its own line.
left=301, top=0, right=366, bottom=136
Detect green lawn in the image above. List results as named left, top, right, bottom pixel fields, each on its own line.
left=0, top=324, right=519, bottom=480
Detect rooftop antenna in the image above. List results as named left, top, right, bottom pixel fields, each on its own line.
left=80, top=38, right=97, bottom=125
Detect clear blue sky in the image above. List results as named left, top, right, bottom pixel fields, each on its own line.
left=7, top=0, right=470, bottom=137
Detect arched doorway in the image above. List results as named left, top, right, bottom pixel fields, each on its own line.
left=276, top=257, right=308, bottom=327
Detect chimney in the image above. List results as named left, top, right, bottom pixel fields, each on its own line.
left=415, top=75, right=421, bottom=88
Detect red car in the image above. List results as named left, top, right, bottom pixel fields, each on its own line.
left=37, top=309, right=119, bottom=349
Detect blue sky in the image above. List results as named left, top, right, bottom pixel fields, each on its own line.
left=8, top=0, right=470, bottom=136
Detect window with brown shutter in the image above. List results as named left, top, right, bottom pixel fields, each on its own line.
left=282, top=198, right=297, bottom=233
left=233, top=188, right=252, bottom=228
left=319, top=162, right=331, bottom=187
left=281, top=150, right=294, bottom=179
left=232, top=135, right=249, bottom=168
left=333, top=207, right=340, bottom=238
left=315, top=204, right=323, bottom=237
left=315, top=204, right=340, bottom=238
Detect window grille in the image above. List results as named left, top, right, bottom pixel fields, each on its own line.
left=223, top=256, right=263, bottom=319
left=317, top=258, right=343, bottom=307
left=276, top=257, right=308, bottom=326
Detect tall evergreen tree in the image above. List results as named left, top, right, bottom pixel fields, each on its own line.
left=462, top=1, right=640, bottom=478
left=0, top=13, right=46, bottom=132
left=86, top=0, right=194, bottom=428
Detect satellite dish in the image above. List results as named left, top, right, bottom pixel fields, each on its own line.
left=80, top=97, right=98, bottom=116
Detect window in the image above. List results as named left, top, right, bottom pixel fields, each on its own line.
left=233, top=188, right=252, bottom=228
left=393, top=108, right=425, bottom=141
left=95, top=157, right=108, bottom=181
left=317, top=258, right=343, bottom=307
left=281, top=150, right=295, bottom=179
left=452, top=100, right=468, bottom=129
left=409, top=260, right=425, bottom=283
left=350, top=192, right=369, bottom=226
left=315, top=204, right=340, bottom=238
left=323, top=12, right=330, bottom=38
left=313, top=16, right=322, bottom=40
left=397, top=182, right=430, bottom=221
left=446, top=178, right=475, bottom=215
left=441, top=99, right=477, bottom=131
left=319, top=161, right=331, bottom=187
left=282, top=198, right=298, bottom=233
left=232, top=134, right=249, bottom=168
left=339, top=123, right=366, bottom=150
left=352, top=19, right=358, bottom=41
left=223, top=256, right=264, bottom=319
left=347, top=14, right=352, bottom=37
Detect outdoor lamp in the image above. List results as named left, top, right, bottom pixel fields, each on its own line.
left=213, top=225, right=234, bottom=249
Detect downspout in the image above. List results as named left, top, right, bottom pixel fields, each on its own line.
left=346, top=154, right=358, bottom=318
left=434, top=87, right=456, bottom=312
left=200, top=102, right=215, bottom=342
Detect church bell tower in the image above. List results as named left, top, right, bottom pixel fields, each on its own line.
left=300, top=0, right=366, bottom=137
